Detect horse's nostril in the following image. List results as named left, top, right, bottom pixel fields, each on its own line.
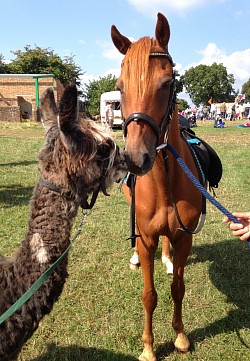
left=142, top=153, right=153, bottom=173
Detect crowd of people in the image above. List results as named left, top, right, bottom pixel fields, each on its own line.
left=180, top=101, right=250, bottom=129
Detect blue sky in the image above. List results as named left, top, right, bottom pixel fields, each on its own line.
left=1, top=0, right=250, bottom=101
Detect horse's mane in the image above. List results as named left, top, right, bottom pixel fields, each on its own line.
left=122, top=37, right=153, bottom=99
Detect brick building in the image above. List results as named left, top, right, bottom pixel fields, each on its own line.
left=0, top=74, right=64, bottom=121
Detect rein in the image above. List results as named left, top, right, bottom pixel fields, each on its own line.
left=166, top=143, right=250, bottom=248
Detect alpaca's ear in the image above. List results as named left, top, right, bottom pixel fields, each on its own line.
left=40, top=89, right=58, bottom=131
left=111, top=25, right=132, bottom=55
left=58, top=83, right=78, bottom=130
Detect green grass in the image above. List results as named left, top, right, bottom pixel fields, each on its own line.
left=0, top=120, right=249, bottom=361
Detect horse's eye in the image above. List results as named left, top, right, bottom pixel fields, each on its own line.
left=161, top=80, right=172, bottom=90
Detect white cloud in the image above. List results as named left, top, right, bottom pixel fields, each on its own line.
left=127, top=0, right=225, bottom=16
left=103, top=67, right=121, bottom=78
left=97, top=37, right=135, bottom=63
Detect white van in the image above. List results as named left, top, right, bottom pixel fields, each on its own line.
left=100, top=91, right=123, bottom=127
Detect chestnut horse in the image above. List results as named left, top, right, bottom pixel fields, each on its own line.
left=111, top=13, right=203, bottom=361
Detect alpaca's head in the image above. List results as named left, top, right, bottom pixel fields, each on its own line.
left=39, top=83, right=127, bottom=204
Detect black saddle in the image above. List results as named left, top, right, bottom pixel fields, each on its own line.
left=181, top=128, right=223, bottom=188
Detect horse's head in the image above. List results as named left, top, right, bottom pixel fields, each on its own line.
left=111, top=13, right=175, bottom=175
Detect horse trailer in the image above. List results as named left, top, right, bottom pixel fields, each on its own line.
left=100, top=90, right=123, bottom=127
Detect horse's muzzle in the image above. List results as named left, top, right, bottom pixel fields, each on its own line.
left=125, top=150, right=154, bottom=175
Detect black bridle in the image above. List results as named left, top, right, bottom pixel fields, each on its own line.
left=123, top=52, right=176, bottom=142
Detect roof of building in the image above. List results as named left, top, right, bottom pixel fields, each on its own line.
left=0, top=74, right=55, bottom=78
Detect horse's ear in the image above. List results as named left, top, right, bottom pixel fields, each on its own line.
left=111, top=25, right=132, bottom=55
left=40, top=88, right=58, bottom=131
left=58, top=83, right=78, bottom=129
left=155, top=13, right=170, bottom=50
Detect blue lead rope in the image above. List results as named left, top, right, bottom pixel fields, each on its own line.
left=166, top=143, right=250, bottom=248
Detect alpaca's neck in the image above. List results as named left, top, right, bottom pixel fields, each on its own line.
left=19, top=183, right=79, bottom=265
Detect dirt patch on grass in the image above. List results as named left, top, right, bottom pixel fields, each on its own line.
left=0, top=122, right=43, bottom=139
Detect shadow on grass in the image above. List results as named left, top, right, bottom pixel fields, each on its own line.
left=153, top=239, right=250, bottom=357
left=0, top=160, right=37, bottom=167
left=0, top=184, right=33, bottom=207
left=188, top=239, right=250, bottom=350
left=31, top=343, right=137, bottom=361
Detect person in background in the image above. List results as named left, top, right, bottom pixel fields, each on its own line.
left=105, top=101, right=114, bottom=130
left=220, top=102, right=227, bottom=119
left=210, top=103, right=217, bottom=121
left=230, top=103, right=236, bottom=121
left=223, top=212, right=250, bottom=241
left=214, top=117, right=225, bottom=128
left=239, top=103, right=245, bottom=119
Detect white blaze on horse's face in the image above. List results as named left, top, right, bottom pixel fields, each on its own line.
left=111, top=13, right=173, bottom=175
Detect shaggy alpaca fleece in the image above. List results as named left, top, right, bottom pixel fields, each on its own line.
left=0, top=84, right=127, bottom=360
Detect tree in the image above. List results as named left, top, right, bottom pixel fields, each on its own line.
left=7, top=45, right=82, bottom=85
left=183, top=63, right=236, bottom=106
left=177, top=98, right=189, bottom=112
left=0, top=54, right=9, bottom=73
left=85, top=74, right=117, bottom=116
left=174, top=71, right=184, bottom=95
left=241, top=79, right=250, bottom=102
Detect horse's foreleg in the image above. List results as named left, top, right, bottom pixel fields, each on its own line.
left=129, top=238, right=140, bottom=270
left=171, top=235, right=192, bottom=352
left=161, top=235, right=173, bottom=275
left=137, top=237, right=158, bottom=361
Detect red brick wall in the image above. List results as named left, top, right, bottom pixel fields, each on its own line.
left=0, top=106, right=20, bottom=122
left=0, top=76, right=64, bottom=121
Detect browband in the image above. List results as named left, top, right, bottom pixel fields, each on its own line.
left=149, top=52, right=175, bottom=67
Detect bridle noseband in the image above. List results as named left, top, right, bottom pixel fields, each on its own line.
left=123, top=51, right=176, bottom=142
left=124, top=112, right=162, bottom=140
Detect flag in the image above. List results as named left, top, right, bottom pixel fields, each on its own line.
left=237, top=94, right=246, bottom=102
left=208, top=97, right=213, bottom=105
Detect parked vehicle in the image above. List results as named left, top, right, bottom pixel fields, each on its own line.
left=100, top=91, right=123, bottom=127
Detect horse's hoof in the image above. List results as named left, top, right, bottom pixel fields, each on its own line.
left=129, top=262, right=140, bottom=270
left=139, top=349, right=156, bottom=361
left=174, top=333, right=190, bottom=353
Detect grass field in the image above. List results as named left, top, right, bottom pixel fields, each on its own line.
left=0, top=119, right=249, bottom=361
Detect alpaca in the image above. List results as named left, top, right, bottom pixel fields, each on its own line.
left=0, top=84, right=128, bottom=360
